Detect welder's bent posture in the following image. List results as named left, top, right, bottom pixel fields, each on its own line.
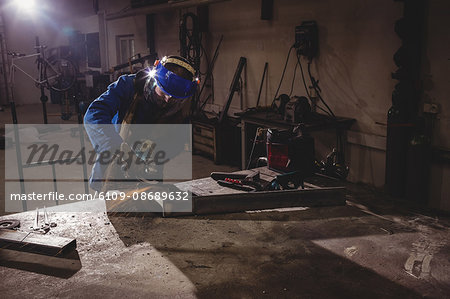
left=84, top=56, right=198, bottom=191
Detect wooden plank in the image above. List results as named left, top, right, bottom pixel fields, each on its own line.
left=0, top=230, right=77, bottom=256
left=168, top=167, right=347, bottom=216
left=191, top=187, right=346, bottom=215
left=165, top=186, right=346, bottom=216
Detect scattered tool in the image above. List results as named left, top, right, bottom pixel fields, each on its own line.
left=211, top=169, right=310, bottom=193
left=216, top=179, right=258, bottom=192
left=218, top=57, right=247, bottom=124
left=31, top=207, right=56, bottom=234
left=44, top=206, right=49, bottom=225
left=0, top=219, right=20, bottom=230
left=211, top=171, right=267, bottom=192
left=268, top=171, right=307, bottom=190
left=33, top=208, right=40, bottom=231
left=43, top=206, right=57, bottom=228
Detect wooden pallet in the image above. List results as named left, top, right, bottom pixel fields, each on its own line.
left=165, top=167, right=346, bottom=216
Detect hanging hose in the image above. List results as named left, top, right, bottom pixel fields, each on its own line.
left=180, top=12, right=202, bottom=114
left=179, top=12, right=201, bottom=73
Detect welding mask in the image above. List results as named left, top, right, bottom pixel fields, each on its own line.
left=149, top=57, right=199, bottom=99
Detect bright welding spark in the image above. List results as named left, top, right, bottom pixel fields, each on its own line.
left=148, top=68, right=157, bottom=78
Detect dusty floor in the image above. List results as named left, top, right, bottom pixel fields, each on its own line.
left=0, top=185, right=449, bottom=298
left=1, top=104, right=450, bottom=298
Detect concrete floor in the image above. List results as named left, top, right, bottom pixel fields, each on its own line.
left=1, top=104, right=450, bottom=298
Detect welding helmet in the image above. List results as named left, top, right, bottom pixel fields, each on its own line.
left=149, top=56, right=199, bottom=99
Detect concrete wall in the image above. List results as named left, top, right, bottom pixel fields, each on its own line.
left=150, top=0, right=449, bottom=210
left=97, top=0, right=175, bottom=73
left=136, top=0, right=400, bottom=190
left=103, top=15, right=148, bottom=70
left=199, top=0, right=402, bottom=190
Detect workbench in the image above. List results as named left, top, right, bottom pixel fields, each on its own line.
left=171, top=166, right=346, bottom=216
left=86, top=166, right=346, bottom=217
left=237, top=110, right=356, bottom=169
left=101, top=166, right=347, bottom=216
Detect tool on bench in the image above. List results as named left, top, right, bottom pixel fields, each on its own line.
left=32, top=208, right=49, bottom=233
left=0, top=219, right=21, bottom=229
left=44, top=206, right=57, bottom=228
left=211, top=171, right=266, bottom=192
left=211, top=169, right=309, bottom=192
left=31, top=207, right=56, bottom=234
left=268, top=170, right=307, bottom=190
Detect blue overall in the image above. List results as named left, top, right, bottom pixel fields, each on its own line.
left=83, top=74, right=136, bottom=191
left=84, top=73, right=190, bottom=191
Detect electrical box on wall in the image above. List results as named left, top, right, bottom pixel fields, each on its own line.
left=295, top=21, right=319, bottom=60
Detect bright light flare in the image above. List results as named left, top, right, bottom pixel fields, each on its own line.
left=148, top=68, right=157, bottom=78
left=13, top=0, right=36, bottom=13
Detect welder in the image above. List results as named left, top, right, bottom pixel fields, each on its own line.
left=84, top=55, right=199, bottom=191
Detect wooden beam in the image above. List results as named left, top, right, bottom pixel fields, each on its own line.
left=0, top=230, right=76, bottom=256
left=192, top=187, right=346, bottom=215
left=164, top=186, right=346, bottom=216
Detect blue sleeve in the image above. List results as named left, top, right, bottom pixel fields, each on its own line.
left=84, top=75, right=135, bottom=125
left=83, top=75, right=136, bottom=152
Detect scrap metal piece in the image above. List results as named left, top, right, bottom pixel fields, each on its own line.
left=211, top=171, right=267, bottom=192
left=0, top=219, right=21, bottom=230
left=44, top=206, right=49, bottom=225
left=0, top=230, right=77, bottom=256
left=37, top=225, right=51, bottom=234
left=33, top=208, right=40, bottom=231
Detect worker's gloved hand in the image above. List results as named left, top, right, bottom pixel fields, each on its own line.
left=132, top=139, right=156, bottom=163
left=117, top=140, right=162, bottom=182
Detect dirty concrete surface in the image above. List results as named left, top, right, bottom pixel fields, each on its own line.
left=0, top=183, right=449, bottom=298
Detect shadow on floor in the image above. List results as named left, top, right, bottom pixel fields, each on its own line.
left=107, top=204, right=426, bottom=298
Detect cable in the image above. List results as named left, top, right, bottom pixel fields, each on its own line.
left=296, top=52, right=311, bottom=99
left=296, top=51, right=332, bottom=117
left=180, top=12, right=202, bottom=115
left=179, top=13, right=201, bottom=73
left=199, top=42, right=210, bottom=77
left=272, top=44, right=295, bottom=106
left=197, top=42, right=211, bottom=111
left=294, top=52, right=335, bottom=118
left=246, top=127, right=264, bottom=170
left=200, top=94, right=211, bottom=110
left=307, top=61, right=335, bottom=118
left=198, top=35, right=224, bottom=110
left=288, top=59, right=299, bottom=97
left=256, top=62, right=268, bottom=107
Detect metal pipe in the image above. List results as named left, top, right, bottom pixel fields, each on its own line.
left=256, top=62, right=268, bottom=107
